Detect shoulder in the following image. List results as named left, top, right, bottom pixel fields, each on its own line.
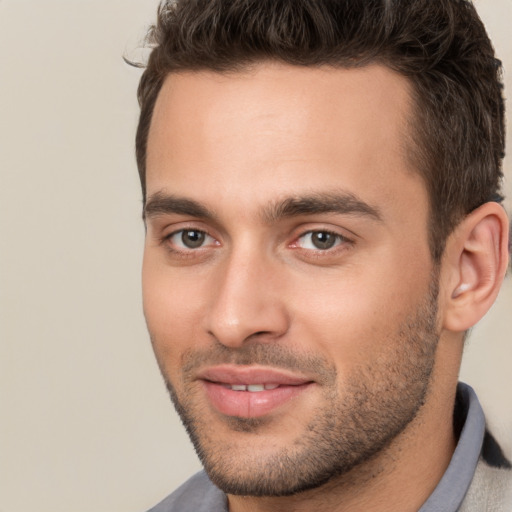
left=146, top=471, right=227, bottom=512
left=459, top=430, right=512, bottom=512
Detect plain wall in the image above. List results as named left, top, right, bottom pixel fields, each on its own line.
left=0, top=1, right=510, bottom=511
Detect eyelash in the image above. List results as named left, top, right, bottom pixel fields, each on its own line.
left=292, top=230, right=351, bottom=252
left=161, top=229, right=217, bottom=255
left=160, top=228, right=354, bottom=257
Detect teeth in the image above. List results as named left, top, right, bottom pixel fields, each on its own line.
left=247, top=384, right=265, bottom=392
left=226, top=384, right=280, bottom=392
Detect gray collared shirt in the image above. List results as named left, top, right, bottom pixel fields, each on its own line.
left=147, top=383, right=499, bottom=512
left=419, top=383, right=485, bottom=511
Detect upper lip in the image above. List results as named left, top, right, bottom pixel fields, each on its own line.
left=197, top=365, right=313, bottom=386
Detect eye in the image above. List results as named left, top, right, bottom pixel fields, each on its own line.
left=295, top=231, right=346, bottom=250
left=167, top=229, right=215, bottom=250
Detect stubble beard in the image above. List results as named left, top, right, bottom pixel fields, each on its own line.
left=156, top=278, right=440, bottom=497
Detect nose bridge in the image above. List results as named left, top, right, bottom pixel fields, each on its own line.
left=205, top=241, right=288, bottom=347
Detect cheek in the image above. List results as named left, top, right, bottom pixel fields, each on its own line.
left=293, top=289, right=389, bottom=368
left=142, top=257, right=209, bottom=371
left=290, top=258, right=431, bottom=367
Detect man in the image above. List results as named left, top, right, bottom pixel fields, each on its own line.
left=134, top=0, right=511, bottom=510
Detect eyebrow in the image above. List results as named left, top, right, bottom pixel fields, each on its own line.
left=144, top=192, right=216, bottom=221
left=262, top=192, right=382, bottom=223
left=144, top=190, right=382, bottom=223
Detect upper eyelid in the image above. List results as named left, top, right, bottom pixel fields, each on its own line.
left=159, top=224, right=355, bottom=247
left=293, top=230, right=351, bottom=247
left=161, top=229, right=219, bottom=255
left=289, top=217, right=360, bottom=236
left=166, top=228, right=216, bottom=242
left=166, top=227, right=209, bottom=236
left=161, top=222, right=217, bottom=239
left=294, top=227, right=354, bottom=243
left=299, top=229, right=348, bottom=238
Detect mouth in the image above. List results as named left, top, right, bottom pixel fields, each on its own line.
left=220, top=383, right=280, bottom=392
left=197, top=365, right=315, bottom=419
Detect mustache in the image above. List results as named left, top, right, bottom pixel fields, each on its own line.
left=179, top=342, right=337, bottom=384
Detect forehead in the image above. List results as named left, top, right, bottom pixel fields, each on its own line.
left=146, top=62, right=427, bottom=228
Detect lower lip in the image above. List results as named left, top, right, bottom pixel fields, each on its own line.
left=202, top=381, right=312, bottom=419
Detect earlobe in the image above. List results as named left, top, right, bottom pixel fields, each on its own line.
left=442, top=202, right=509, bottom=333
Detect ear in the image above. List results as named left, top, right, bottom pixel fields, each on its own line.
left=441, top=202, right=510, bottom=332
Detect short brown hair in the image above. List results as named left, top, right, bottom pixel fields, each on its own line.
left=133, top=0, right=505, bottom=261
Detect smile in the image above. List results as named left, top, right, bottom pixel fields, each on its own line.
left=221, top=383, right=280, bottom=392
left=197, top=365, right=315, bottom=419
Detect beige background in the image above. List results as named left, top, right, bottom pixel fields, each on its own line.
left=0, top=1, right=510, bottom=511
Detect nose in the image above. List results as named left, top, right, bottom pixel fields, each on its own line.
left=204, top=247, right=289, bottom=348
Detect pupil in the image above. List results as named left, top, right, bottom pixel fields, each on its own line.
left=182, top=230, right=205, bottom=248
left=312, top=232, right=335, bottom=249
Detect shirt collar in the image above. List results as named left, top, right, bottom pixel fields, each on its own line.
left=418, top=382, right=485, bottom=512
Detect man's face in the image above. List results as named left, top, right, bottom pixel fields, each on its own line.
left=143, top=63, right=439, bottom=495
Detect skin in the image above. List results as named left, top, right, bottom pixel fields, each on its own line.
left=142, top=63, right=509, bottom=511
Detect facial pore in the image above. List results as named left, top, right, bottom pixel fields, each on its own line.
left=156, top=277, right=440, bottom=496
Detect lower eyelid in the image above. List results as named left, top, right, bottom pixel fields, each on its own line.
left=295, top=231, right=349, bottom=249
left=164, top=229, right=220, bottom=252
left=173, top=230, right=207, bottom=246
left=160, top=227, right=352, bottom=253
